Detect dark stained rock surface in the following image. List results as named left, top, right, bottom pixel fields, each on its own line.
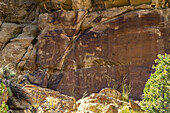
left=35, top=10, right=87, bottom=70
left=0, top=0, right=170, bottom=101
left=23, top=8, right=170, bottom=100
left=57, top=9, right=170, bottom=99
left=22, top=8, right=170, bottom=100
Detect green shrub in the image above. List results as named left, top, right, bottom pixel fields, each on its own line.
left=142, top=54, right=170, bottom=113
left=0, top=66, right=16, bottom=80
left=0, top=102, right=8, bottom=113
left=119, top=106, right=142, bottom=113
left=0, top=82, right=9, bottom=113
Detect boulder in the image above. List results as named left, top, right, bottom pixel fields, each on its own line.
left=99, top=88, right=121, bottom=100
left=76, top=89, right=126, bottom=113
left=37, top=96, right=76, bottom=113
left=8, top=84, right=76, bottom=111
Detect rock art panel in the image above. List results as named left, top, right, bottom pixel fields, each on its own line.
left=56, top=9, right=170, bottom=99
left=36, top=10, right=87, bottom=70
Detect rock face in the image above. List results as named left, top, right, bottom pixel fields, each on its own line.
left=15, top=7, right=170, bottom=100
left=0, top=0, right=170, bottom=103
left=0, top=23, right=23, bottom=50
left=0, top=24, right=38, bottom=69
left=72, top=0, right=92, bottom=10
left=55, top=9, right=170, bottom=99
left=0, top=0, right=35, bottom=23
left=35, top=10, right=87, bottom=70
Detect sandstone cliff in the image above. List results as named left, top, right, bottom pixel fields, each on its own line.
left=0, top=0, right=170, bottom=102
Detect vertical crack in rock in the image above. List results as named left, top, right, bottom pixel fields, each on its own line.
left=56, top=6, right=139, bottom=72
left=17, top=36, right=38, bottom=71
left=56, top=31, right=84, bottom=71
left=36, top=10, right=88, bottom=73
left=0, top=23, right=24, bottom=51
left=16, top=25, right=39, bottom=71
left=54, top=12, right=88, bottom=72
left=16, top=46, right=31, bottom=69
left=0, top=24, right=38, bottom=69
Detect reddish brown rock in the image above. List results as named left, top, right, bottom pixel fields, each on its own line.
left=25, top=9, right=170, bottom=100
left=81, top=6, right=134, bottom=30
left=36, top=10, right=87, bottom=70
left=27, top=69, right=49, bottom=88
left=57, top=9, right=170, bottom=99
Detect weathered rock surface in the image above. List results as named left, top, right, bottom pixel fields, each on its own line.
left=76, top=88, right=129, bottom=113
left=37, top=96, right=75, bottom=113
left=72, top=0, right=92, bottom=10
left=71, top=0, right=169, bottom=11
left=81, top=6, right=134, bottom=30
left=0, top=0, right=36, bottom=23
left=0, top=23, right=23, bottom=50
left=35, top=10, right=87, bottom=71
left=6, top=86, right=141, bottom=113
left=8, top=84, right=75, bottom=112
left=57, top=9, right=170, bottom=99
left=0, top=0, right=170, bottom=105
left=35, top=0, right=72, bottom=11
left=0, top=24, right=38, bottom=69
left=130, top=0, right=152, bottom=6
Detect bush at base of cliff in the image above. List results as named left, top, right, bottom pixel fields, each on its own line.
left=0, top=82, right=9, bottom=113
left=142, top=54, right=170, bottom=113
